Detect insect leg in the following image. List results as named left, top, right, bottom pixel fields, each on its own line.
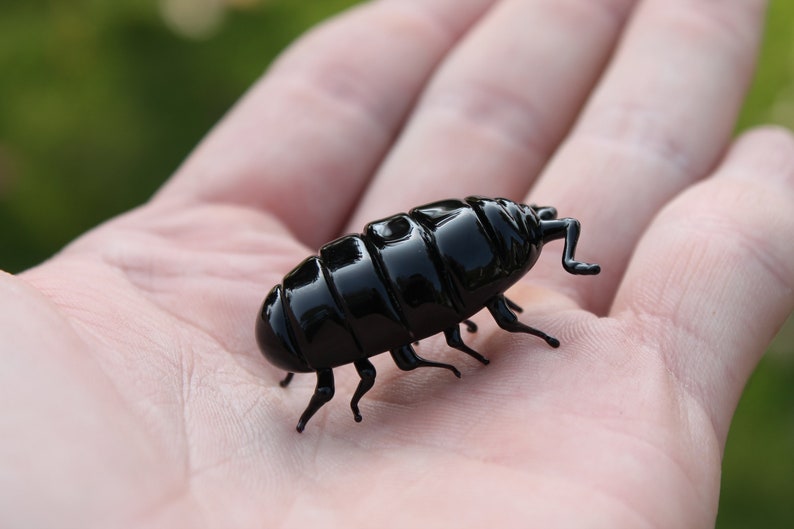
left=350, top=358, right=377, bottom=423
left=390, top=344, right=461, bottom=378
left=530, top=205, right=558, bottom=220
left=296, top=368, right=335, bottom=433
left=462, top=319, right=478, bottom=333
left=539, top=218, right=601, bottom=275
left=503, top=296, right=523, bottom=313
left=486, top=295, right=560, bottom=348
left=444, top=325, right=489, bottom=365
left=279, top=372, right=294, bottom=387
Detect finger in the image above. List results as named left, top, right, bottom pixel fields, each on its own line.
left=156, top=0, right=497, bottom=247
left=528, top=0, right=767, bottom=311
left=611, top=127, right=794, bottom=446
left=347, top=0, right=637, bottom=229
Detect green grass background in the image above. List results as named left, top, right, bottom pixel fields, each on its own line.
left=0, top=1, right=791, bottom=526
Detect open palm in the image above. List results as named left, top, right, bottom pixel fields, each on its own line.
left=3, top=1, right=793, bottom=527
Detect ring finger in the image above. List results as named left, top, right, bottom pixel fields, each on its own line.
left=527, top=0, right=768, bottom=312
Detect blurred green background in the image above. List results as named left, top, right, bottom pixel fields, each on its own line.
left=0, top=0, right=791, bottom=526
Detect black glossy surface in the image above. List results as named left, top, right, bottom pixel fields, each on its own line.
left=255, top=196, right=600, bottom=432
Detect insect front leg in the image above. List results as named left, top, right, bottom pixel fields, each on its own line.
left=539, top=218, right=601, bottom=275
left=296, top=368, right=335, bottom=433
left=486, top=295, right=560, bottom=348
left=530, top=205, right=558, bottom=220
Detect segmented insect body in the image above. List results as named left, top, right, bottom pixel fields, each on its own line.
left=256, top=196, right=600, bottom=432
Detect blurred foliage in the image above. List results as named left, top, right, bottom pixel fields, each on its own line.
left=0, top=0, right=357, bottom=271
left=719, top=0, right=794, bottom=527
left=718, top=332, right=794, bottom=529
left=0, top=0, right=791, bottom=526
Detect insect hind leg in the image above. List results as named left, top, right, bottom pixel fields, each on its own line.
left=279, top=372, right=294, bottom=387
left=350, top=358, right=376, bottom=423
left=462, top=319, right=478, bottom=332
left=486, top=295, right=560, bottom=348
left=296, top=368, right=335, bottom=433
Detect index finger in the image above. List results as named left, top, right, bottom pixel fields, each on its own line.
left=156, top=0, right=497, bottom=247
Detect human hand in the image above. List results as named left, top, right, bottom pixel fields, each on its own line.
left=3, top=0, right=793, bottom=527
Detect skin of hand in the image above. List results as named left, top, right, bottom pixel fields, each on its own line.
left=2, top=0, right=793, bottom=527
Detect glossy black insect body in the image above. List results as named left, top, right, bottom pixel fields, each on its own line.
left=256, top=196, right=600, bottom=432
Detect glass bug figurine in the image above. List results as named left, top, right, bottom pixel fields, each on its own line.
left=255, top=196, right=600, bottom=432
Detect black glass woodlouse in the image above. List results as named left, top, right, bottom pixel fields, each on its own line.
left=255, top=196, right=600, bottom=432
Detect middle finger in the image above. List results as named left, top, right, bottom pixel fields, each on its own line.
left=347, top=0, right=637, bottom=229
